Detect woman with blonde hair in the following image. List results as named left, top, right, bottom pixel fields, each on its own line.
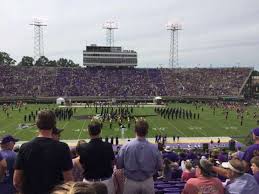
left=51, top=181, right=96, bottom=194
left=181, top=161, right=195, bottom=182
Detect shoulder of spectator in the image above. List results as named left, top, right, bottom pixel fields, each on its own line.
left=118, top=143, right=128, bottom=151
left=0, top=158, right=7, bottom=168
left=58, top=141, right=70, bottom=147
left=185, top=177, right=197, bottom=185
left=19, top=141, right=30, bottom=150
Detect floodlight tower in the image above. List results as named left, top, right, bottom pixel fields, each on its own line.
left=103, top=20, right=118, bottom=47
left=30, top=19, right=47, bottom=60
left=166, top=22, right=182, bottom=68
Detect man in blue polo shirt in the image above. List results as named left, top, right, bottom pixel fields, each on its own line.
left=0, top=135, right=18, bottom=194
left=117, top=119, right=162, bottom=194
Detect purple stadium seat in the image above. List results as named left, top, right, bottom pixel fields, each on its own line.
left=156, top=184, right=174, bottom=189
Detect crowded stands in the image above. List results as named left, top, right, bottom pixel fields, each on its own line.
left=0, top=66, right=252, bottom=97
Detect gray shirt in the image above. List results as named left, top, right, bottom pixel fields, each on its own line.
left=117, top=137, right=162, bottom=181
left=225, top=173, right=259, bottom=194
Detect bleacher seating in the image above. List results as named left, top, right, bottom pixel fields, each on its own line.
left=0, top=65, right=252, bottom=97
left=154, top=179, right=185, bottom=194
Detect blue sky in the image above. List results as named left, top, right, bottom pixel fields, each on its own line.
left=0, top=0, right=258, bottom=68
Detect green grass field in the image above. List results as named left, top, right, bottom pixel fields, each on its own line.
left=0, top=103, right=258, bottom=142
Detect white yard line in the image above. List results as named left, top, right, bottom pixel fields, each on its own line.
left=181, top=119, right=207, bottom=137
left=77, top=120, right=87, bottom=140
left=61, top=121, right=69, bottom=129
left=164, top=119, right=186, bottom=136
left=12, top=128, right=26, bottom=136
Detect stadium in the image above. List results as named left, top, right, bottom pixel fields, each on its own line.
left=0, top=59, right=257, bottom=143
left=1, top=1, right=259, bottom=194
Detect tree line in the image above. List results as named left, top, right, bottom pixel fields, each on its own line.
left=0, top=51, right=79, bottom=67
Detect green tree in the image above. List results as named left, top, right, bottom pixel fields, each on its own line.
left=47, top=60, right=57, bottom=67
left=18, top=56, right=34, bottom=66
left=0, top=52, right=16, bottom=65
left=56, top=58, right=68, bottom=67
left=68, top=59, right=79, bottom=67
left=35, top=56, right=49, bottom=66
left=57, top=58, right=79, bottom=67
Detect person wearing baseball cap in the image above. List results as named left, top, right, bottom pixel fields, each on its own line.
left=0, top=135, right=19, bottom=194
left=0, top=135, right=19, bottom=145
left=52, top=127, right=64, bottom=141
left=222, top=159, right=259, bottom=194
left=163, top=146, right=179, bottom=162
left=242, top=128, right=259, bottom=172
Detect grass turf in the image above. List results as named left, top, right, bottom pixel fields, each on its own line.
left=0, top=103, right=258, bottom=142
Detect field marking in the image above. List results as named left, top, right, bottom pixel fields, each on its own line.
left=188, top=126, right=203, bottom=130
left=193, top=119, right=213, bottom=135
left=60, top=104, right=166, bottom=108
left=12, top=128, right=26, bottom=137
left=61, top=121, right=69, bottom=129
left=0, top=121, right=21, bottom=136
left=178, top=119, right=207, bottom=137
left=225, top=126, right=238, bottom=130
left=77, top=120, right=87, bottom=140
left=145, top=112, right=170, bottom=134
left=163, top=119, right=186, bottom=136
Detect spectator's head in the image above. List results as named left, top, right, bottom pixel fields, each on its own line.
left=164, top=146, right=172, bottom=152
left=185, top=161, right=193, bottom=171
left=135, top=118, right=149, bottom=137
left=92, top=182, right=108, bottom=194
left=222, top=159, right=245, bottom=179
left=36, top=110, right=56, bottom=131
left=196, top=159, right=213, bottom=177
left=0, top=135, right=19, bottom=150
left=163, top=158, right=171, bottom=168
left=171, top=162, right=179, bottom=170
left=51, top=181, right=95, bottom=194
left=52, top=127, right=64, bottom=141
left=88, top=119, right=102, bottom=137
left=252, top=128, right=259, bottom=141
left=250, top=156, right=259, bottom=175
left=158, top=143, right=164, bottom=151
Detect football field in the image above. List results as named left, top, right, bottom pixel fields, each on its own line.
left=0, top=103, right=258, bottom=143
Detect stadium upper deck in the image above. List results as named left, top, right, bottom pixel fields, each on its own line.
left=0, top=66, right=253, bottom=98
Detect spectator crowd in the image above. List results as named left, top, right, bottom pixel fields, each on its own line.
left=0, top=66, right=252, bottom=97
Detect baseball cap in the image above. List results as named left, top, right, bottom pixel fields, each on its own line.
left=0, top=135, right=19, bottom=144
left=52, top=127, right=64, bottom=135
left=201, top=156, right=207, bottom=160
left=222, top=159, right=245, bottom=174
left=164, top=145, right=172, bottom=152
left=252, top=128, right=259, bottom=136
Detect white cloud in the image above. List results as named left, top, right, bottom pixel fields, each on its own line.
left=0, top=0, right=259, bottom=68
